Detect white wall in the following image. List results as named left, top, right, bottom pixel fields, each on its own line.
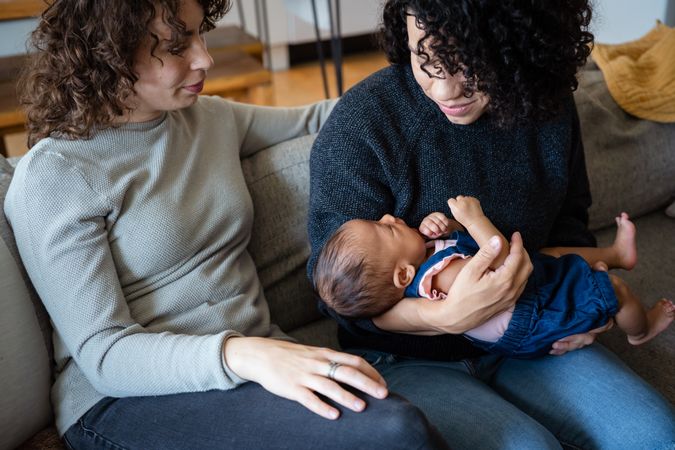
left=591, top=0, right=670, bottom=44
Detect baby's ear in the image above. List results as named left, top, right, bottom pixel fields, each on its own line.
left=393, top=264, right=416, bottom=289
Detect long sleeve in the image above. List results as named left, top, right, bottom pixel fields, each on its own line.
left=6, top=152, right=242, bottom=397
left=546, top=100, right=597, bottom=247
left=228, top=99, right=337, bottom=158
left=308, top=103, right=400, bottom=337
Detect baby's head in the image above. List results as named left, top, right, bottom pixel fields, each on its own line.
left=313, top=214, right=427, bottom=318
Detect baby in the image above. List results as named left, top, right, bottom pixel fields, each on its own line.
left=313, top=196, right=674, bottom=358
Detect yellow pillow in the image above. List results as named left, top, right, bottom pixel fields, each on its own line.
left=592, top=21, right=675, bottom=123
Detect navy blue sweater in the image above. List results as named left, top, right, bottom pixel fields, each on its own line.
left=308, top=64, right=595, bottom=361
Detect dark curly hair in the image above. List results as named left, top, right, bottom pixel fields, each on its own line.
left=20, top=0, right=230, bottom=148
left=313, top=221, right=403, bottom=318
left=379, top=0, right=593, bottom=126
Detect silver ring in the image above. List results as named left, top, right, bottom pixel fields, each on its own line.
left=327, top=361, right=342, bottom=380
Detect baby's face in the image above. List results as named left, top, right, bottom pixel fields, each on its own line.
left=350, top=215, right=427, bottom=267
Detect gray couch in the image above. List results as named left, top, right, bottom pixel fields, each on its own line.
left=1, top=64, right=674, bottom=449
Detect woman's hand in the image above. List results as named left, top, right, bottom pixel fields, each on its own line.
left=549, top=320, right=614, bottom=355
left=374, top=232, right=532, bottom=334
left=419, top=212, right=464, bottom=239
left=223, top=337, right=388, bottom=419
left=549, top=260, right=614, bottom=355
left=431, top=231, right=532, bottom=333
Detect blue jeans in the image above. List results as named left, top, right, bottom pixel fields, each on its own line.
left=359, top=343, right=675, bottom=450
left=63, top=381, right=448, bottom=450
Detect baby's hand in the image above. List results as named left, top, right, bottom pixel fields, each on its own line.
left=447, top=196, right=485, bottom=227
left=420, top=212, right=462, bottom=238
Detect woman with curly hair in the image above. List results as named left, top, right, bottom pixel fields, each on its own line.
left=4, top=1, right=448, bottom=449
left=308, top=0, right=675, bottom=448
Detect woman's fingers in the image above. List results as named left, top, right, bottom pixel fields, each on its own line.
left=305, top=375, right=366, bottom=413
left=294, top=386, right=341, bottom=419
left=462, top=235, right=503, bottom=278
left=226, top=338, right=390, bottom=419
left=290, top=351, right=389, bottom=418
left=331, top=362, right=388, bottom=399
left=322, top=351, right=387, bottom=386
left=549, top=319, right=614, bottom=355
left=549, top=333, right=595, bottom=355
left=497, top=232, right=532, bottom=291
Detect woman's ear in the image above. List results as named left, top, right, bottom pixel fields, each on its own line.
left=393, top=264, right=416, bottom=289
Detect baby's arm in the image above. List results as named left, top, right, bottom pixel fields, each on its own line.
left=448, top=196, right=510, bottom=269
left=419, top=212, right=464, bottom=239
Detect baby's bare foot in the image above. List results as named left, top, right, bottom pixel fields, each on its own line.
left=627, top=299, right=675, bottom=345
left=613, top=212, right=637, bottom=270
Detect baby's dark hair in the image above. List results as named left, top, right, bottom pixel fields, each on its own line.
left=379, top=0, right=593, bottom=127
left=313, top=220, right=403, bottom=318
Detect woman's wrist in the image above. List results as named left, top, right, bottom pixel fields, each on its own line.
left=373, top=298, right=455, bottom=335
left=416, top=299, right=467, bottom=334
left=222, top=335, right=258, bottom=382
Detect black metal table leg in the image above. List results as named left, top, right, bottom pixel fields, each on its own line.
left=311, top=0, right=331, bottom=98
left=327, top=0, right=343, bottom=96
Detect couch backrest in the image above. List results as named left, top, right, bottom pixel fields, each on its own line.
left=575, top=63, right=675, bottom=230
left=241, top=134, right=327, bottom=334
left=0, top=157, right=53, bottom=449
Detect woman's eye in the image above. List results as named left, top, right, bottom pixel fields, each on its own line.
left=163, top=39, right=188, bottom=55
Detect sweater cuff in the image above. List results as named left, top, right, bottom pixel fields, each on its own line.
left=220, top=331, right=248, bottom=386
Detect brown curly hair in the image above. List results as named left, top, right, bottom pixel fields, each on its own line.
left=20, top=0, right=230, bottom=148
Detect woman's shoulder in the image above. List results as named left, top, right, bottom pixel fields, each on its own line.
left=13, top=139, right=77, bottom=178
left=337, top=64, right=421, bottom=111
left=324, top=64, right=429, bottom=136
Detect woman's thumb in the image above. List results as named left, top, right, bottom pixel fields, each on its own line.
left=465, top=236, right=501, bottom=275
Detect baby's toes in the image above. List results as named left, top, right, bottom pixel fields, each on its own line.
left=661, top=299, right=675, bottom=316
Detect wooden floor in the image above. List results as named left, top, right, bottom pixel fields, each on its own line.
left=3, top=52, right=388, bottom=156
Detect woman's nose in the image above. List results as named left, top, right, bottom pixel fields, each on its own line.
left=190, top=35, right=214, bottom=72
left=431, top=71, right=465, bottom=101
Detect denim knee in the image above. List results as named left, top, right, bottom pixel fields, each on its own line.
left=368, top=394, right=449, bottom=450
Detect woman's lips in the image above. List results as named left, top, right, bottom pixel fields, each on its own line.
left=184, top=80, right=204, bottom=94
left=437, top=99, right=476, bottom=117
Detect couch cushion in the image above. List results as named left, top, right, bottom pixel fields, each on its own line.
left=0, top=224, right=54, bottom=449
left=0, top=157, right=52, bottom=356
left=241, top=134, right=330, bottom=339
left=0, top=156, right=55, bottom=448
left=575, top=64, right=675, bottom=230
